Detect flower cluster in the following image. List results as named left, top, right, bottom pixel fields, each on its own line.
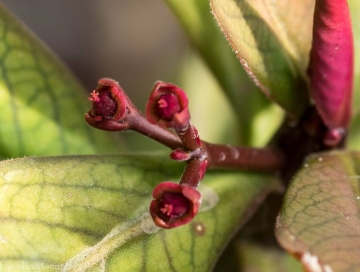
left=85, top=79, right=208, bottom=228
left=85, top=79, right=284, bottom=228
left=144, top=82, right=205, bottom=228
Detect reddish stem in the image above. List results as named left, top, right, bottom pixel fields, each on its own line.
left=127, top=110, right=183, bottom=150
left=179, top=159, right=206, bottom=187
left=128, top=112, right=284, bottom=172
left=86, top=84, right=285, bottom=173
left=176, top=124, right=202, bottom=151
left=204, top=144, right=284, bottom=171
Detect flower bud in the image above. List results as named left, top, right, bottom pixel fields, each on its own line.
left=170, top=148, right=191, bottom=161
left=150, top=181, right=201, bottom=229
left=146, top=81, right=190, bottom=130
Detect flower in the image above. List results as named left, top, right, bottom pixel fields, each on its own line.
left=145, top=81, right=190, bottom=130
left=87, top=78, right=127, bottom=122
left=150, top=181, right=201, bottom=229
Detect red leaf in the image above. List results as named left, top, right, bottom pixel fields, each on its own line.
left=308, top=0, right=354, bottom=129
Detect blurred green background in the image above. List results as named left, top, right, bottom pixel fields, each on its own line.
left=0, top=0, right=250, bottom=151
left=0, top=0, right=186, bottom=97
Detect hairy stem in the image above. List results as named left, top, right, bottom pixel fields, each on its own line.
left=179, top=159, right=205, bottom=187
left=128, top=111, right=284, bottom=172
left=85, top=80, right=286, bottom=174
left=204, top=144, right=284, bottom=171
left=127, top=110, right=183, bottom=150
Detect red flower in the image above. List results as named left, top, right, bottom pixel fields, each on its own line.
left=88, top=78, right=127, bottom=122
left=150, top=181, right=201, bottom=229
left=145, top=82, right=190, bottom=130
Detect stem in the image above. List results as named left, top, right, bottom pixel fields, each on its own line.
left=127, top=110, right=183, bottom=150
left=86, top=91, right=285, bottom=173
left=179, top=159, right=205, bottom=188
left=204, top=144, right=284, bottom=171
left=128, top=111, right=284, bottom=172
left=176, top=124, right=201, bottom=150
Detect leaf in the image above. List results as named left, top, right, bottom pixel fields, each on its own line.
left=178, top=52, right=283, bottom=147
left=215, top=240, right=302, bottom=272
left=164, top=0, right=277, bottom=145
left=348, top=0, right=360, bottom=147
left=0, top=154, right=278, bottom=271
left=308, top=0, right=353, bottom=129
left=210, top=0, right=313, bottom=118
left=276, top=151, right=360, bottom=271
left=349, top=0, right=360, bottom=113
left=0, top=4, right=122, bottom=158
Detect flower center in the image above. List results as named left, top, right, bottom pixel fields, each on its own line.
left=91, top=88, right=117, bottom=119
left=155, top=93, right=181, bottom=120
left=159, top=192, right=190, bottom=219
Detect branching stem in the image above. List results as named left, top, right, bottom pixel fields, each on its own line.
left=86, top=103, right=284, bottom=172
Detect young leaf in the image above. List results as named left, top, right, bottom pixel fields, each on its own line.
left=210, top=0, right=312, bottom=118
left=0, top=4, right=122, bottom=158
left=0, top=155, right=278, bottom=271
left=276, top=151, right=360, bottom=271
left=308, top=0, right=354, bottom=129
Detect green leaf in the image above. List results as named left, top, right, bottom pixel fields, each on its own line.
left=276, top=151, right=360, bottom=271
left=0, top=154, right=278, bottom=271
left=0, top=4, right=122, bottom=158
left=210, top=0, right=312, bottom=118
left=178, top=51, right=283, bottom=146
left=348, top=0, right=360, bottom=147
left=164, top=0, right=281, bottom=145
left=349, top=0, right=360, bottom=112
left=215, top=240, right=302, bottom=272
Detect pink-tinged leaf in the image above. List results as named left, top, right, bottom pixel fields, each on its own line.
left=309, top=0, right=354, bottom=129
left=276, top=151, right=360, bottom=272
left=210, top=0, right=313, bottom=118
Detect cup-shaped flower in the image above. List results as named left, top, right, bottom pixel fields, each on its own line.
left=87, top=78, right=126, bottom=122
left=150, top=181, right=201, bottom=229
left=146, top=81, right=190, bottom=130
